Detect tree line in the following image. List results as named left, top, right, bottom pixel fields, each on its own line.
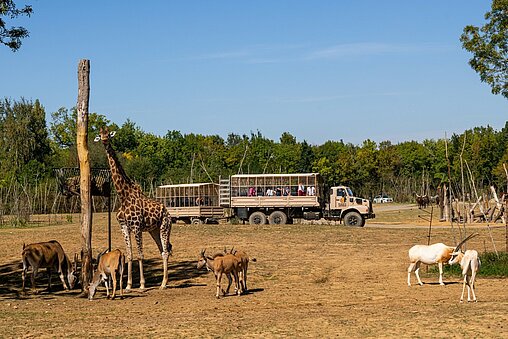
left=1, top=97, right=508, bottom=219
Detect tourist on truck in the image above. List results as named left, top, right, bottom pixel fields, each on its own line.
left=298, top=183, right=305, bottom=196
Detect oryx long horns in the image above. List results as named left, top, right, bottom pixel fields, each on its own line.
left=453, top=233, right=479, bottom=253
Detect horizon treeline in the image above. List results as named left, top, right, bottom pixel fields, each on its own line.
left=1, top=98, right=508, bottom=204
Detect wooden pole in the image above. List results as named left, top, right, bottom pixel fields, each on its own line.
left=504, top=163, right=508, bottom=252
left=77, top=59, right=93, bottom=291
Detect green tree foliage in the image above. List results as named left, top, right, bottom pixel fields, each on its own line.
left=50, top=107, right=110, bottom=148
left=451, top=126, right=502, bottom=187
left=0, top=98, right=50, bottom=180
left=461, top=0, right=508, bottom=99
left=2, top=98, right=507, bottom=204
left=273, top=132, right=299, bottom=174
left=49, top=107, right=111, bottom=168
left=297, top=140, right=314, bottom=173
left=353, top=140, right=379, bottom=197
left=113, top=119, right=141, bottom=153
left=313, top=140, right=349, bottom=189
left=0, top=0, right=32, bottom=51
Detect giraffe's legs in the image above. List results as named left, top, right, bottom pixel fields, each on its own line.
left=120, top=223, right=134, bottom=290
left=134, top=229, right=145, bottom=290
left=160, top=216, right=172, bottom=289
left=149, top=227, right=170, bottom=289
left=126, top=260, right=133, bottom=291
left=137, top=259, right=145, bottom=290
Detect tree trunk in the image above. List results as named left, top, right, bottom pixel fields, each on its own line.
left=77, top=59, right=93, bottom=291
left=437, top=184, right=445, bottom=221
left=443, top=184, right=449, bottom=222
left=490, top=186, right=505, bottom=224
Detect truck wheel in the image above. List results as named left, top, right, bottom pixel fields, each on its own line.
left=191, top=218, right=203, bottom=225
left=249, top=212, right=267, bottom=225
left=343, top=211, right=364, bottom=227
left=268, top=211, right=287, bottom=225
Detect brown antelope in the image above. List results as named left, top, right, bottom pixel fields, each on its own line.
left=88, top=249, right=125, bottom=300
left=21, top=240, right=78, bottom=294
left=226, top=247, right=256, bottom=293
left=197, top=249, right=243, bottom=298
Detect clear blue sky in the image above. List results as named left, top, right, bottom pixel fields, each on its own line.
left=1, top=1, right=506, bottom=145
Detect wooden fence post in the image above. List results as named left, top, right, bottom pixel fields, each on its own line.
left=77, top=59, right=93, bottom=291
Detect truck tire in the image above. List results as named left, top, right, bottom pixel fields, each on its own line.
left=249, top=211, right=267, bottom=225
left=191, top=218, right=203, bottom=225
left=343, top=211, right=364, bottom=227
left=268, top=211, right=287, bottom=225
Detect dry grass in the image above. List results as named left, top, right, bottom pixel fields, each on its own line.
left=0, top=207, right=507, bottom=338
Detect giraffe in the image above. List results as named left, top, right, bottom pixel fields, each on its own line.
left=97, top=127, right=172, bottom=290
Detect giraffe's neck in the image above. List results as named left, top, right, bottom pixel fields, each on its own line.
left=103, top=142, right=140, bottom=202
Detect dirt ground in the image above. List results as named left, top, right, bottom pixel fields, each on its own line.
left=1, top=205, right=507, bottom=338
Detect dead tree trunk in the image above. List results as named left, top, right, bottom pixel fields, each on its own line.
left=438, top=184, right=445, bottom=221
left=490, top=186, right=505, bottom=224
left=77, top=59, right=93, bottom=291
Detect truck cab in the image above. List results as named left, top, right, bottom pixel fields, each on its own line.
left=324, top=185, right=375, bottom=226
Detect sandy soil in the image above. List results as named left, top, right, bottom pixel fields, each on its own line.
left=0, top=209, right=507, bottom=338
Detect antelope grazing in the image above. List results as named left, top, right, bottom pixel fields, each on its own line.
left=197, top=249, right=243, bottom=298
left=448, top=241, right=481, bottom=302
left=21, top=240, right=78, bottom=294
left=407, top=233, right=478, bottom=286
left=88, top=249, right=125, bottom=300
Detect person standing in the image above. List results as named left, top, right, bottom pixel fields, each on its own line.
left=298, top=183, right=305, bottom=196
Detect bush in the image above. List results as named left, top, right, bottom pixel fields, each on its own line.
left=431, top=252, right=508, bottom=278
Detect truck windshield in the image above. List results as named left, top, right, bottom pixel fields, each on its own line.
left=346, top=187, right=354, bottom=196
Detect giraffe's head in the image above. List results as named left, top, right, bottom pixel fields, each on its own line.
left=94, top=127, right=116, bottom=144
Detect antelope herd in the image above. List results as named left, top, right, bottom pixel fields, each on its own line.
left=20, top=230, right=481, bottom=303
left=195, top=247, right=257, bottom=298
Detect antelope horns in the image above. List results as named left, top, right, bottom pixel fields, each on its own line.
left=453, top=233, right=479, bottom=253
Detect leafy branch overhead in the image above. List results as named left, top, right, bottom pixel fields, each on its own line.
left=0, top=0, right=33, bottom=51
left=461, top=0, right=508, bottom=99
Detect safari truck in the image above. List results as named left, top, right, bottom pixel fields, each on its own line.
left=156, top=173, right=374, bottom=226
left=155, top=183, right=225, bottom=224
left=220, top=173, right=375, bottom=226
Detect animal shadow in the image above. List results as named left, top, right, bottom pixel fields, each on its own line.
left=0, top=257, right=209, bottom=299
left=424, top=281, right=460, bottom=286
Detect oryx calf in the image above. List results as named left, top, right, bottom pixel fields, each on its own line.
left=88, top=249, right=125, bottom=300
left=22, top=240, right=78, bottom=294
left=449, top=249, right=481, bottom=302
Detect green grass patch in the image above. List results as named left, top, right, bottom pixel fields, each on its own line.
left=430, top=252, right=508, bottom=278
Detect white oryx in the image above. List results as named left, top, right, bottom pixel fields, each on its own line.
left=407, top=233, right=478, bottom=286
left=449, top=246, right=481, bottom=302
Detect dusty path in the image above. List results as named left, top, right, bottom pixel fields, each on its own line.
left=0, top=212, right=506, bottom=338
